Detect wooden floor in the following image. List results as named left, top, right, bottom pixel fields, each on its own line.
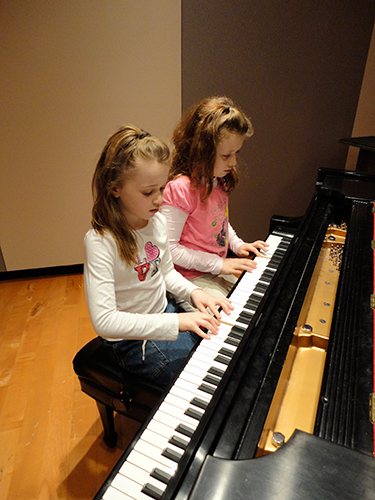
left=0, top=273, right=142, bottom=500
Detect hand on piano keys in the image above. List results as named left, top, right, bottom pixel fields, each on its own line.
left=221, top=240, right=270, bottom=277
left=236, top=239, right=270, bottom=258
left=99, top=231, right=293, bottom=500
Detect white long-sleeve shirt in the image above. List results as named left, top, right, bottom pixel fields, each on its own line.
left=84, top=212, right=198, bottom=342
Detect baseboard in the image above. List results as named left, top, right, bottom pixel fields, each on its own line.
left=0, top=264, right=84, bottom=281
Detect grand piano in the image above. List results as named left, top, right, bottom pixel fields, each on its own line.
left=94, top=168, right=375, bottom=500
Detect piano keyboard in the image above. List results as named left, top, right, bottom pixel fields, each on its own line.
left=99, top=231, right=293, bottom=500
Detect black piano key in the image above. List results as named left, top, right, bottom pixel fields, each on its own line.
left=254, top=282, right=268, bottom=293
left=246, top=295, right=262, bottom=308
left=242, top=302, right=256, bottom=313
left=257, top=277, right=271, bottom=286
left=263, top=266, right=276, bottom=275
left=203, top=374, right=221, bottom=387
left=228, top=330, right=243, bottom=341
left=150, top=467, right=172, bottom=485
left=141, top=482, right=164, bottom=500
left=175, top=423, right=195, bottom=438
left=198, top=382, right=216, bottom=395
left=224, top=336, right=240, bottom=347
left=190, top=397, right=208, bottom=410
left=208, top=366, right=225, bottom=378
left=185, top=407, right=203, bottom=421
left=272, top=256, right=284, bottom=264
left=218, top=347, right=234, bottom=358
left=169, top=435, right=189, bottom=450
left=162, top=447, right=182, bottom=463
left=261, top=270, right=275, bottom=281
left=247, top=291, right=262, bottom=302
left=214, top=354, right=231, bottom=366
left=230, top=325, right=246, bottom=338
left=267, top=257, right=281, bottom=268
left=238, top=310, right=254, bottom=323
left=268, top=252, right=281, bottom=261
left=240, top=308, right=257, bottom=320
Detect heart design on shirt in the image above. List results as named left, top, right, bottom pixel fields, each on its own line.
left=145, top=241, right=160, bottom=262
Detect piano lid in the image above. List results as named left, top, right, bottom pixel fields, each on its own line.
left=316, top=167, right=375, bottom=201
left=188, top=430, right=375, bottom=500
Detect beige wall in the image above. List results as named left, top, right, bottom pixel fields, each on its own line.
left=0, top=1, right=181, bottom=271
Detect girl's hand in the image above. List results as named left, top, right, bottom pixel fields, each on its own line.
left=221, top=257, right=257, bottom=276
left=236, top=240, right=269, bottom=258
left=178, top=312, right=220, bottom=339
left=190, top=288, right=233, bottom=319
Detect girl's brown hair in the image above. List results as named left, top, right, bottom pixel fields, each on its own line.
left=91, top=125, right=170, bottom=265
left=171, top=96, right=253, bottom=200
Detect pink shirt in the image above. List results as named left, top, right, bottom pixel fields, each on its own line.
left=162, top=176, right=229, bottom=279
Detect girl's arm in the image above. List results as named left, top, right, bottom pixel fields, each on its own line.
left=160, top=228, right=232, bottom=317
left=228, top=223, right=245, bottom=254
left=161, top=204, right=223, bottom=274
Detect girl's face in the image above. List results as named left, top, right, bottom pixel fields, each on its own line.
left=213, top=132, right=245, bottom=178
left=112, top=158, right=169, bottom=230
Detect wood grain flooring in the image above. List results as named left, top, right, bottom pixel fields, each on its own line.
left=0, top=274, right=141, bottom=500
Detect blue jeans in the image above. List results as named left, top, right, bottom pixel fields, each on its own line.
left=101, top=299, right=200, bottom=388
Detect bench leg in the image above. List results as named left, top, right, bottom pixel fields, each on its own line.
left=96, top=401, right=118, bottom=448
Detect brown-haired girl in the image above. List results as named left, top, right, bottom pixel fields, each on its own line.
left=161, top=96, right=268, bottom=299
left=84, top=125, right=232, bottom=387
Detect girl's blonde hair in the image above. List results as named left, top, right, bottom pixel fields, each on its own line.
left=91, top=125, right=170, bottom=265
left=171, top=96, right=254, bottom=201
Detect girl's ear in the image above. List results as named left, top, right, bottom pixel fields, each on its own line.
left=112, top=187, right=120, bottom=198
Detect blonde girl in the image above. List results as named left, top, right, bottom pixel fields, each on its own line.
left=84, top=125, right=232, bottom=387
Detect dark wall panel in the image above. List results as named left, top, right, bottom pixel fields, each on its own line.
left=182, top=1, right=375, bottom=241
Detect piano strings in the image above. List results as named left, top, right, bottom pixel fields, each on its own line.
left=257, top=223, right=347, bottom=456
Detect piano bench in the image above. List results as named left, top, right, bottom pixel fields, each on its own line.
left=73, top=337, right=164, bottom=447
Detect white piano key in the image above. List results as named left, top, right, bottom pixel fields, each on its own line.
left=141, top=428, right=183, bottom=453
left=183, top=356, right=224, bottom=383
left=125, top=449, right=175, bottom=477
left=148, top=418, right=184, bottom=440
left=231, top=287, right=263, bottom=302
left=156, top=402, right=200, bottom=429
left=223, top=311, right=256, bottom=327
left=111, top=471, right=161, bottom=500
left=116, top=461, right=167, bottom=494
left=172, top=377, right=213, bottom=402
left=193, top=343, right=228, bottom=360
left=209, top=324, right=234, bottom=341
left=118, top=461, right=146, bottom=486
left=194, top=342, right=228, bottom=358
left=103, top=485, right=135, bottom=500
left=228, top=305, right=256, bottom=320
left=208, top=335, right=236, bottom=351
left=179, top=365, right=212, bottom=387
left=133, top=439, right=179, bottom=471
left=189, top=349, right=228, bottom=373
left=164, top=392, right=201, bottom=412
